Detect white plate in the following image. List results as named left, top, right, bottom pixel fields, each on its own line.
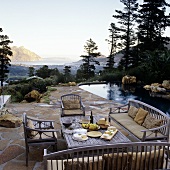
left=72, top=134, right=88, bottom=141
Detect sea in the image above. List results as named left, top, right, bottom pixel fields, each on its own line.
left=11, top=57, right=78, bottom=66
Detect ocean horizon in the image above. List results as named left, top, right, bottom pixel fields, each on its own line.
left=11, top=57, right=79, bottom=66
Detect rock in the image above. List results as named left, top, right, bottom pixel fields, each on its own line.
left=150, top=86, right=166, bottom=93
left=0, top=108, right=10, bottom=116
left=151, top=83, right=162, bottom=87
left=122, top=75, right=136, bottom=84
left=68, top=82, right=76, bottom=86
left=0, top=114, right=22, bottom=128
left=24, top=90, right=42, bottom=102
left=143, top=85, right=151, bottom=90
left=162, top=80, right=170, bottom=90
left=150, top=83, right=166, bottom=93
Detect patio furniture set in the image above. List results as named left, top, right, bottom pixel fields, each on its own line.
left=22, top=94, right=170, bottom=169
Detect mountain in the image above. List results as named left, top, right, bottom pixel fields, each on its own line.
left=69, top=53, right=123, bottom=68
left=10, top=46, right=42, bottom=61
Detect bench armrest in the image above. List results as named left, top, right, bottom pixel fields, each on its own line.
left=141, top=124, right=168, bottom=141
left=141, top=124, right=168, bottom=133
left=27, top=116, right=55, bottom=123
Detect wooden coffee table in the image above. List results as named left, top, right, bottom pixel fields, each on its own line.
left=60, top=115, right=131, bottom=149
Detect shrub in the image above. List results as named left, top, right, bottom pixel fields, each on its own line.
left=29, top=79, right=47, bottom=93
left=99, top=71, right=124, bottom=83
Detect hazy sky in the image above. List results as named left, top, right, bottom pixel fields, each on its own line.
left=1, top=0, right=170, bottom=62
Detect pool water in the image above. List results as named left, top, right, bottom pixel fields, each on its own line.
left=79, top=83, right=170, bottom=116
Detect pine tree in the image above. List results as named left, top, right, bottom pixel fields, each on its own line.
left=0, top=28, right=13, bottom=88
left=137, top=0, right=170, bottom=52
left=80, top=38, right=100, bottom=80
left=63, top=66, right=71, bottom=83
left=28, top=67, right=35, bottom=77
left=104, top=23, right=120, bottom=72
left=113, top=0, right=138, bottom=70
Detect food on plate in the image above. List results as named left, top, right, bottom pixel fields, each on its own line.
left=97, top=118, right=109, bottom=126
left=97, top=118, right=106, bottom=125
left=88, top=123, right=99, bottom=130
left=82, top=123, right=90, bottom=129
left=108, top=126, right=117, bottom=131
left=82, top=123, right=99, bottom=130
left=104, top=130, right=114, bottom=135
left=73, top=133, right=88, bottom=141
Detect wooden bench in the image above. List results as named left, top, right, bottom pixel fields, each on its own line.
left=43, top=142, right=170, bottom=170
left=109, top=99, right=170, bottom=142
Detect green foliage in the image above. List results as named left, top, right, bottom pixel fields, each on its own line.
left=28, top=67, right=35, bottom=76
left=137, top=0, right=170, bottom=52
left=3, top=86, right=23, bottom=102
left=29, top=79, right=47, bottom=93
left=47, top=86, right=57, bottom=92
left=44, top=77, right=54, bottom=86
left=99, top=71, right=124, bottom=83
left=113, top=0, right=138, bottom=70
left=35, top=65, right=50, bottom=78
left=0, top=28, right=13, bottom=87
left=79, top=38, right=100, bottom=80
left=63, top=66, right=72, bottom=83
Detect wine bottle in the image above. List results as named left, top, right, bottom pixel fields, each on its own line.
left=90, top=111, right=93, bottom=123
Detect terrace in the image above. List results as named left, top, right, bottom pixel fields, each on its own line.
left=0, top=85, right=169, bottom=170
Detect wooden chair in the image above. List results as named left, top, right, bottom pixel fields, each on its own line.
left=60, top=94, right=85, bottom=117
left=44, top=142, right=170, bottom=170
left=23, top=112, right=60, bottom=166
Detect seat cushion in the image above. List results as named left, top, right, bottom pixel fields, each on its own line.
left=63, top=100, right=80, bottom=110
left=142, top=114, right=163, bottom=129
left=110, top=113, right=163, bottom=139
left=128, top=106, right=139, bottom=119
left=134, top=108, right=148, bottom=125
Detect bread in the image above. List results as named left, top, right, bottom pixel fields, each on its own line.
left=98, top=118, right=106, bottom=125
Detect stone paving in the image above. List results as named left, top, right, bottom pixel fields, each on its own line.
left=1, top=85, right=168, bottom=169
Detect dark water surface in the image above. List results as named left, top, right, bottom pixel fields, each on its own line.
left=79, top=83, right=170, bottom=117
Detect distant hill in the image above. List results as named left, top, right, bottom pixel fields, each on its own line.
left=69, top=53, right=123, bottom=68
left=10, top=46, right=42, bottom=61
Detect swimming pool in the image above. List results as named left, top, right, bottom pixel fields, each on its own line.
left=79, top=83, right=170, bottom=116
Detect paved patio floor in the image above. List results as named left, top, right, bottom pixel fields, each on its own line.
left=0, top=85, right=167, bottom=170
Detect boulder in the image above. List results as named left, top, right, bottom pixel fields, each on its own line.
left=162, top=80, right=170, bottom=90
left=143, top=85, right=151, bottom=90
left=24, top=90, right=42, bottom=103
left=151, top=83, right=162, bottom=87
left=0, top=108, right=10, bottom=116
left=0, top=114, right=22, bottom=128
left=122, top=76, right=136, bottom=85
left=68, top=82, right=76, bottom=86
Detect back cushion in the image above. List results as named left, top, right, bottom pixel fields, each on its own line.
left=64, top=157, right=104, bottom=170
left=103, top=153, right=131, bottom=170
left=134, top=108, right=148, bottom=125
left=63, top=100, right=80, bottom=110
left=27, top=119, right=35, bottom=138
left=130, top=149, right=163, bottom=170
left=142, top=114, right=162, bottom=129
left=104, top=149, right=163, bottom=170
left=128, top=106, right=139, bottom=119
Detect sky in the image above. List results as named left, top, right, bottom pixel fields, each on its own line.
left=1, top=0, right=170, bottom=62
